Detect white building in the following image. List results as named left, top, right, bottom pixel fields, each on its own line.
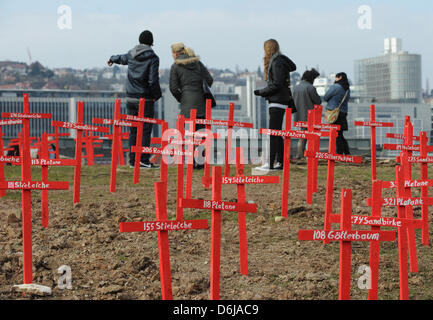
left=354, top=38, right=422, bottom=103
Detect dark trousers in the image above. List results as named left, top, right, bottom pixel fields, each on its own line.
left=269, top=107, right=285, bottom=167
left=336, top=131, right=350, bottom=155
left=335, top=112, right=350, bottom=155
left=127, top=100, right=154, bottom=165
left=194, top=116, right=206, bottom=167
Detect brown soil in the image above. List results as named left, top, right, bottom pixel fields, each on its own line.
left=0, top=161, right=432, bottom=300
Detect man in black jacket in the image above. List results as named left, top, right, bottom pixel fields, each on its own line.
left=108, top=30, right=162, bottom=168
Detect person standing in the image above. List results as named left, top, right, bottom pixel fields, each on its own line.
left=292, top=68, right=321, bottom=162
left=324, top=72, right=351, bottom=155
left=169, top=43, right=213, bottom=120
left=169, top=43, right=213, bottom=169
left=254, top=39, right=297, bottom=171
left=107, top=30, right=162, bottom=168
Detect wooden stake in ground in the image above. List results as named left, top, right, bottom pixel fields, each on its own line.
left=180, top=166, right=257, bottom=300
left=299, top=189, right=396, bottom=300
left=120, top=181, right=209, bottom=300
left=0, top=93, right=69, bottom=285
left=52, top=101, right=109, bottom=203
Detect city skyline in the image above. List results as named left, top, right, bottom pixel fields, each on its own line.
left=1, top=1, right=432, bottom=87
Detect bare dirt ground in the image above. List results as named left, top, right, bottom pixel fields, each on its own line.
left=0, top=160, right=432, bottom=300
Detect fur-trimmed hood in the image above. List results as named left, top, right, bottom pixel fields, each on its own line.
left=174, top=53, right=200, bottom=66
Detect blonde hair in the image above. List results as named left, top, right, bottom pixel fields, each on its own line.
left=184, top=47, right=196, bottom=57
left=171, top=42, right=185, bottom=53
left=263, top=39, right=281, bottom=81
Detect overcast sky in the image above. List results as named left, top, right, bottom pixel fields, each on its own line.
left=1, top=0, right=432, bottom=87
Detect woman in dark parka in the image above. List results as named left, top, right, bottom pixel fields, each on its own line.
left=169, top=43, right=213, bottom=169
left=169, top=43, right=213, bottom=119
left=254, top=39, right=297, bottom=170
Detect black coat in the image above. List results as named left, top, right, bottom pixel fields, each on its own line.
left=257, top=54, right=297, bottom=106
left=169, top=54, right=213, bottom=118
left=110, top=44, right=162, bottom=101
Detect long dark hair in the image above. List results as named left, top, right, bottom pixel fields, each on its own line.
left=335, top=72, right=350, bottom=91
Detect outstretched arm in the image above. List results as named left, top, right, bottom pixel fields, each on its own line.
left=108, top=53, right=129, bottom=66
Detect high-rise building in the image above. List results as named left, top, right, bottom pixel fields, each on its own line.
left=354, top=38, right=422, bottom=103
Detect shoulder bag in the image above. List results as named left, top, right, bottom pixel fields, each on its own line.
left=324, top=90, right=349, bottom=124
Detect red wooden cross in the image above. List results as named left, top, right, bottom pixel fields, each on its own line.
left=221, top=147, right=279, bottom=276
left=119, top=98, right=165, bottom=184
left=131, top=121, right=171, bottom=194
left=383, top=117, right=425, bottom=272
left=82, top=131, right=104, bottom=166
left=366, top=166, right=433, bottom=299
left=176, top=115, right=186, bottom=221
left=93, top=99, right=141, bottom=192
left=260, top=108, right=327, bottom=217
left=102, top=131, right=129, bottom=166
left=395, top=130, right=432, bottom=247
left=47, top=126, right=70, bottom=159
left=0, top=94, right=69, bottom=285
left=361, top=178, right=431, bottom=300
left=185, top=109, right=197, bottom=199
left=294, top=105, right=341, bottom=204
left=52, top=100, right=109, bottom=203
left=354, top=104, right=394, bottom=181
left=195, top=102, right=253, bottom=179
left=119, top=181, right=209, bottom=300
left=132, top=118, right=194, bottom=221
left=14, top=132, right=75, bottom=228
left=0, top=119, right=23, bottom=198
left=417, top=131, right=430, bottom=246
left=183, top=108, right=216, bottom=199
left=305, top=128, right=362, bottom=241
left=201, top=99, right=218, bottom=188
left=180, top=166, right=257, bottom=300
left=299, top=189, right=396, bottom=300
left=0, top=126, right=5, bottom=198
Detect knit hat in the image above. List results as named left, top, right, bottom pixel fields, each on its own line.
left=139, top=30, right=154, bottom=45
left=171, top=42, right=185, bottom=53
